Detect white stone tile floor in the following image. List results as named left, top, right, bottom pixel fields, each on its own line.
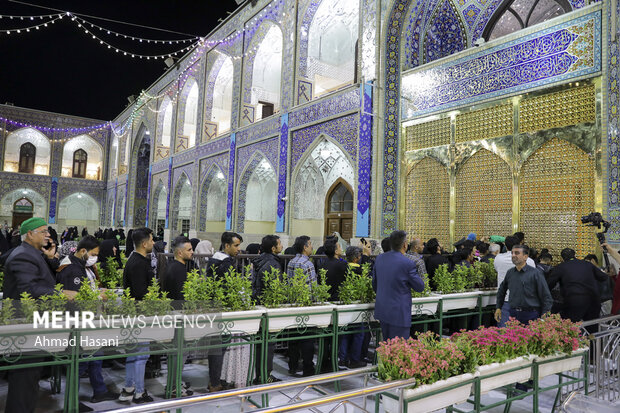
left=0, top=352, right=605, bottom=412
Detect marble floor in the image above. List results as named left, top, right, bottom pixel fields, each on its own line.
left=0, top=349, right=614, bottom=413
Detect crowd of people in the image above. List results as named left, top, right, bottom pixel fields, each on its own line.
left=1, top=217, right=619, bottom=411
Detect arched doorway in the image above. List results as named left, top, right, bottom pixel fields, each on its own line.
left=12, top=197, right=33, bottom=228
left=324, top=179, right=353, bottom=242
left=132, top=131, right=151, bottom=227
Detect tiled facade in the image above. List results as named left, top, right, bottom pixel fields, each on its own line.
left=1, top=0, right=617, bottom=245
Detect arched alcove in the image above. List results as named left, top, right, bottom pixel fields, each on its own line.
left=178, top=79, right=199, bottom=150
left=404, top=157, right=450, bottom=249
left=455, top=149, right=513, bottom=239
left=155, top=97, right=173, bottom=161
left=237, top=155, right=276, bottom=234
left=58, top=192, right=100, bottom=232
left=129, top=125, right=151, bottom=227
left=199, top=166, right=227, bottom=233
left=3, top=128, right=51, bottom=175
left=291, top=137, right=355, bottom=238
left=210, top=54, right=234, bottom=135
left=110, top=136, right=119, bottom=176
left=306, top=0, right=358, bottom=97
left=62, top=135, right=103, bottom=180
left=250, top=24, right=283, bottom=120
left=519, top=137, right=596, bottom=261
left=170, top=174, right=193, bottom=235
left=0, top=188, right=47, bottom=228
left=150, top=180, right=168, bottom=235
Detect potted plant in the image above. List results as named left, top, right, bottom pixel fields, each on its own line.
left=411, top=272, right=439, bottom=316
left=335, top=265, right=376, bottom=325
left=475, top=260, right=498, bottom=306
left=452, top=321, right=534, bottom=393
left=432, top=264, right=482, bottom=311
left=527, top=314, right=589, bottom=378
left=262, top=268, right=335, bottom=333
left=182, top=268, right=263, bottom=340
left=378, top=331, right=476, bottom=413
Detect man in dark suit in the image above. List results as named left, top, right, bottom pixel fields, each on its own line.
left=372, top=230, right=425, bottom=340
left=3, top=217, right=77, bottom=413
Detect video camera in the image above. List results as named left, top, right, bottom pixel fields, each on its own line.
left=581, top=212, right=611, bottom=269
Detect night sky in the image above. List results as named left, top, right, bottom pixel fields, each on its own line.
left=0, top=0, right=239, bottom=121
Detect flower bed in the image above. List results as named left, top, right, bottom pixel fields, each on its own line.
left=377, top=314, right=588, bottom=410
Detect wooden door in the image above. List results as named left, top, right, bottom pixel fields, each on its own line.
left=324, top=179, right=354, bottom=243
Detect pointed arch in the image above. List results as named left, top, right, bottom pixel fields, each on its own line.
left=61, top=135, right=104, bottom=180
left=422, top=0, right=467, bottom=64
left=242, top=21, right=283, bottom=121
left=519, top=137, right=595, bottom=261
left=157, top=96, right=174, bottom=156
left=177, top=77, right=200, bottom=151
left=206, top=52, right=234, bottom=136
left=404, top=157, right=450, bottom=249
left=303, top=0, right=359, bottom=98
left=236, top=152, right=276, bottom=233
left=58, top=192, right=100, bottom=230
left=169, top=172, right=193, bottom=234
left=455, top=149, right=513, bottom=239
left=128, top=124, right=151, bottom=227
left=1, top=188, right=47, bottom=223
left=150, top=178, right=167, bottom=231
left=199, top=164, right=227, bottom=232
left=110, top=135, right=119, bottom=176
left=3, top=127, right=51, bottom=175
left=482, top=0, right=571, bottom=41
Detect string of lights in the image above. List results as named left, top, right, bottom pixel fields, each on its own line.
left=74, top=16, right=198, bottom=44
left=0, top=12, right=62, bottom=19
left=69, top=15, right=199, bottom=59
left=1, top=13, right=63, bottom=34
left=1, top=0, right=287, bottom=135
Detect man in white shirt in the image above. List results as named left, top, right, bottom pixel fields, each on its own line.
left=494, top=235, right=536, bottom=327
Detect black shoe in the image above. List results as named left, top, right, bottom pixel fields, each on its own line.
left=91, top=391, right=119, bottom=403
left=133, top=390, right=154, bottom=404
left=267, top=375, right=281, bottom=383
left=349, top=360, right=367, bottom=369
left=338, top=360, right=349, bottom=369
left=302, top=370, right=314, bottom=377
left=78, top=402, right=93, bottom=412
left=515, top=383, right=529, bottom=392
left=118, top=387, right=134, bottom=402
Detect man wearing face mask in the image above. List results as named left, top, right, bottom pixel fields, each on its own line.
left=56, top=235, right=118, bottom=406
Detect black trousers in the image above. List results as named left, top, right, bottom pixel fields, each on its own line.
left=288, top=338, right=314, bottom=375
left=6, top=365, right=42, bottom=413
left=562, top=294, right=600, bottom=328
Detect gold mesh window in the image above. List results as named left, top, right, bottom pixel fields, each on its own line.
left=405, top=118, right=451, bottom=151
left=405, top=157, right=450, bottom=248
left=455, top=149, right=513, bottom=240
left=519, top=84, right=596, bottom=133
left=519, top=138, right=596, bottom=262
left=455, top=104, right=513, bottom=143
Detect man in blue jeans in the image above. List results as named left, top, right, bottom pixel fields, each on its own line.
left=495, top=244, right=553, bottom=325
left=119, top=228, right=155, bottom=403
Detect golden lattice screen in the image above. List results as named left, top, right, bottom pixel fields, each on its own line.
left=455, top=103, right=513, bottom=143
left=455, top=149, right=513, bottom=241
left=405, top=157, right=450, bottom=248
left=519, top=84, right=596, bottom=133
left=405, top=118, right=451, bottom=151
left=519, top=138, right=596, bottom=262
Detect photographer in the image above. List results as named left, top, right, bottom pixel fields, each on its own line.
left=547, top=248, right=609, bottom=322
left=599, top=243, right=620, bottom=315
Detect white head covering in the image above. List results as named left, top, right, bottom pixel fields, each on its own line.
left=194, top=240, right=214, bottom=255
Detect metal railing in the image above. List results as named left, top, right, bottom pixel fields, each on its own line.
left=99, top=366, right=390, bottom=413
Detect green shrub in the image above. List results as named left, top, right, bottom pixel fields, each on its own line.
left=310, top=268, right=331, bottom=304
left=39, top=284, right=69, bottom=312
left=139, top=278, right=172, bottom=316
left=222, top=266, right=254, bottom=311
left=475, top=259, right=498, bottom=288
left=0, top=298, right=15, bottom=325
left=75, top=282, right=100, bottom=313
left=260, top=268, right=287, bottom=308
left=99, top=257, right=122, bottom=288
left=20, top=292, right=38, bottom=323
left=288, top=268, right=312, bottom=307
left=338, top=264, right=375, bottom=304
